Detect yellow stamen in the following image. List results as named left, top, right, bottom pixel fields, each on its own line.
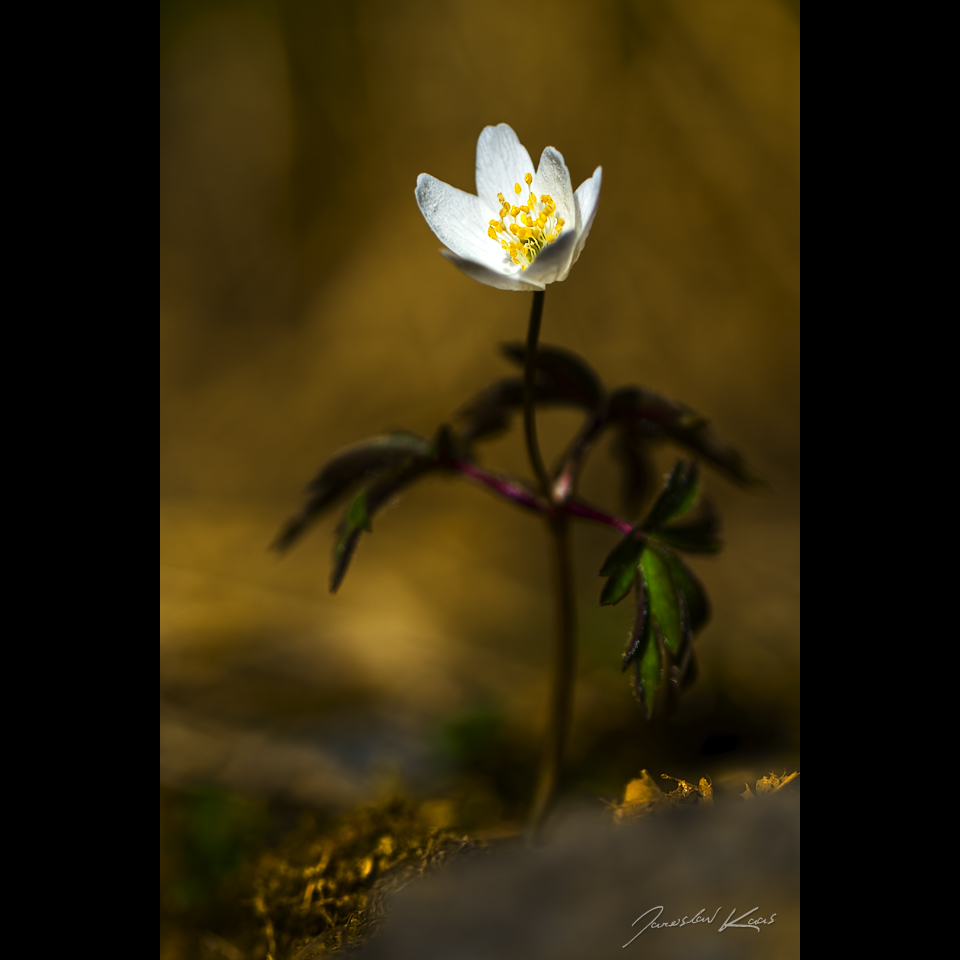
left=486, top=176, right=568, bottom=268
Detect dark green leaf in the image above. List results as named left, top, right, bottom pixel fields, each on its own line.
left=651, top=499, right=722, bottom=554
left=610, top=423, right=656, bottom=518
left=345, top=489, right=371, bottom=533
left=635, top=623, right=665, bottom=719
left=552, top=409, right=609, bottom=504
left=658, top=549, right=711, bottom=634
left=668, top=421, right=761, bottom=487
left=600, top=560, right=637, bottom=607
left=622, top=572, right=648, bottom=670
left=273, top=432, right=434, bottom=552
left=433, top=423, right=457, bottom=464
left=329, top=458, right=439, bottom=593
left=599, top=527, right=645, bottom=576
left=599, top=527, right=645, bottom=606
left=639, top=545, right=682, bottom=654
left=670, top=589, right=694, bottom=687
left=500, top=342, right=604, bottom=410
left=643, top=460, right=699, bottom=530
left=454, top=380, right=520, bottom=444
left=331, top=491, right=368, bottom=591
left=606, top=387, right=761, bottom=486
left=455, top=378, right=577, bottom=446
left=681, top=652, right=699, bottom=690
left=630, top=544, right=709, bottom=719
left=606, top=386, right=644, bottom=422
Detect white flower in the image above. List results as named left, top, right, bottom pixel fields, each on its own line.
left=415, top=124, right=602, bottom=292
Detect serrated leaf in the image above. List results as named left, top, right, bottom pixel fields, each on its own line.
left=606, top=387, right=760, bottom=486
left=274, top=432, right=435, bottom=552
left=455, top=377, right=577, bottom=446
left=329, top=458, right=439, bottom=593
left=606, top=386, right=644, bottom=421
left=651, top=500, right=721, bottom=554
left=433, top=423, right=457, bottom=464
left=610, top=423, right=655, bottom=518
left=500, top=342, right=604, bottom=410
left=639, top=546, right=682, bottom=654
left=599, top=527, right=645, bottom=576
left=622, top=572, right=648, bottom=670
left=670, top=589, right=694, bottom=689
left=599, top=527, right=645, bottom=606
left=636, top=623, right=665, bottom=719
left=658, top=549, right=710, bottom=634
left=331, top=489, right=373, bottom=591
left=600, top=560, right=637, bottom=607
left=643, top=461, right=699, bottom=530
left=345, top=489, right=371, bottom=533
left=552, top=408, right=610, bottom=504
left=630, top=545, right=708, bottom=719
left=668, top=420, right=761, bottom=487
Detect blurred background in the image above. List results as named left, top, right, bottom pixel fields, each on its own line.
left=160, top=0, right=798, bottom=940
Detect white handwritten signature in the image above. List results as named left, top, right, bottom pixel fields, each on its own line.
left=623, top=906, right=776, bottom=947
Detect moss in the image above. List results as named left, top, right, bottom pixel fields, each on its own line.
left=163, top=793, right=485, bottom=960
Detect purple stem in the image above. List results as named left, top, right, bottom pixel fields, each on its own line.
left=450, top=459, right=634, bottom=535
left=564, top=498, right=634, bottom=534
left=451, top=458, right=548, bottom=513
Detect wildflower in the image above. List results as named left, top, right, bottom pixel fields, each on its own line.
left=415, top=124, right=601, bottom=291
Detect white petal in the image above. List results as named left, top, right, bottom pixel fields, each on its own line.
left=475, top=124, right=535, bottom=209
left=416, top=173, right=507, bottom=272
left=522, top=230, right=578, bottom=285
left=441, top=249, right=544, bottom=292
left=532, top=147, right=575, bottom=224
left=570, top=167, right=602, bottom=267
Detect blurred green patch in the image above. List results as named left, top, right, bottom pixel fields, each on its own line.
left=161, top=791, right=488, bottom=960
left=161, top=786, right=272, bottom=913
left=434, top=702, right=537, bottom=828
left=436, top=701, right=503, bottom=772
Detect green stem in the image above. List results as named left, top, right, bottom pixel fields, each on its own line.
left=526, top=516, right=577, bottom=841
left=523, top=290, right=551, bottom=499
left=521, top=290, right=577, bottom=841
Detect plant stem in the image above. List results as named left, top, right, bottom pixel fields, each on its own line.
left=523, top=290, right=551, bottom=499
left=520, top=289, right=577, bottom=841
left=565, top=497, right=634, bottom=534
left=526, top=515, right=577, bottom=841
left=450, top=458, right=548, bottom=514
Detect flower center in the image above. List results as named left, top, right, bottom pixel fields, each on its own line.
left=486, top=172, right=566, bottom=270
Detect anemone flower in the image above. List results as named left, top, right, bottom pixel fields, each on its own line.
left=415, top=124, right=602, bottom=292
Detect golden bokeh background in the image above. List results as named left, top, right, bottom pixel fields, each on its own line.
left=161, top=0, right=799, bottom=813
